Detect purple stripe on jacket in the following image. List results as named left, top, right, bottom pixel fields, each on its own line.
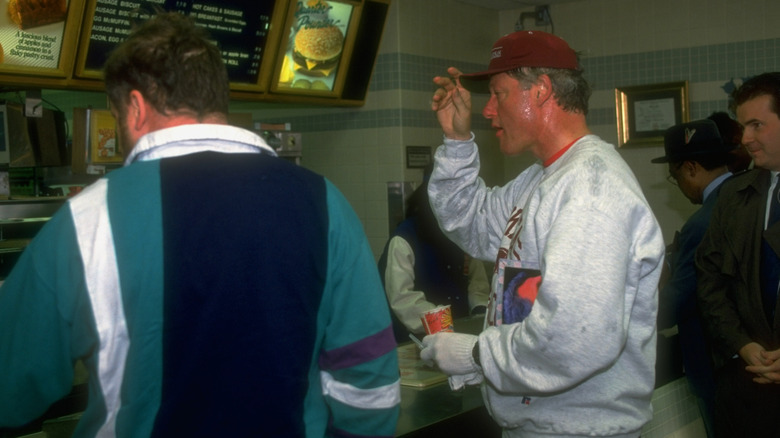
left=319, top=326, right=396, bottom=371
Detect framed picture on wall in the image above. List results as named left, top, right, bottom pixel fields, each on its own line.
left=615, top=81, right=689, bottom=147
left=270, top=0, right=362, bottom=97
left=0, top=0, right=85, bottom=81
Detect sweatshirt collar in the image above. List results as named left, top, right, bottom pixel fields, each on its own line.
left=543, top=136, right=584, bottom=167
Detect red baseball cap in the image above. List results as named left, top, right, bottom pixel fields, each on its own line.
left=461, top=31, right=578, bottom=87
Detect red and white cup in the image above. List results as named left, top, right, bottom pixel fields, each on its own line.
left=421, top=305, right=454, bottom=335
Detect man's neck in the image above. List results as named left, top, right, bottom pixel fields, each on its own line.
left=149, top=112, right=228, bottom=131
left=534, top=111, right=591, bottom=163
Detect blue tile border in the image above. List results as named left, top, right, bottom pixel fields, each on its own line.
left=272, top=101, right=730, bottom=133
left=371, top=38, right=780, bottom=94
left=264, top=37, right=780, bottom=132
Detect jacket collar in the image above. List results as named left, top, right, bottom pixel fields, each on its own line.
left=730, top=168, right=771, bottom=196
left=125, top=124, right=276, bottom=165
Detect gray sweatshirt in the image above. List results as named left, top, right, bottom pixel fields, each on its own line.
left=428, top=134, right=665, bottom=438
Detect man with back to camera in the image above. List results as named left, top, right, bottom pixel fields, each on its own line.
left=652, top=119, right=735, bottom=438
left=418, top=30, right=665, bottom=437
left=0, top=12, right=400, bottom=438
left=696, top=72, right=780, bottom=436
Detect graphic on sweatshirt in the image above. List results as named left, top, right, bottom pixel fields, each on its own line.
left=491, top=259, right=541, bottom=325
left=494, top=206, right=524, bottom=273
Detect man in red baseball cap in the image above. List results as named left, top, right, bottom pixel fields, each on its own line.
left=420, top=30, right=665, bottom=437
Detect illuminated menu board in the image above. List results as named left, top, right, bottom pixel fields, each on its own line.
left=0, top=0, right=74, bottom=71
left=80, top=0, right=277, bottom=84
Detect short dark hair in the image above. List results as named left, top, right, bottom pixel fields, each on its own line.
left=729, top=72, right=780, bottom=116
left=103, top=12, right=230, bottom=121
left=707, top=111, right=742, bottom=147
left=507, top=63, right=591, bottom=115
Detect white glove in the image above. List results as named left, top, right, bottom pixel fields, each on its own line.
left=448, top=372, right=483, bottom=391
left=420, top=332, right=479, bottom=376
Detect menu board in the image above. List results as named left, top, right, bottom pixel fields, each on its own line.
left=0, top=0, right=75, bottom=72
left=79, top=0, right=278, bottom=84
left=273, top=0, right=355, bottom=94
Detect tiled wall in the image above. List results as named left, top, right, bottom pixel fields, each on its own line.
left=32, top=0, right=780, bottom=257
left=256, top=36, right=780, bottom=132
left=584, top=38, right=780, bottom=126
left=249, top=0, right=780, bottom=253
left=641, top=377, right=704, bottom=438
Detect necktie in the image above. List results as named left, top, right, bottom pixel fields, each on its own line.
left=761, top=174, right=780, bottom=322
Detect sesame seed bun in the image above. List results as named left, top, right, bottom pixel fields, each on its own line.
left=294, top=25, right=343, bottom=62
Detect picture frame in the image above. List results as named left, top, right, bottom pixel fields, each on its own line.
left=615, top=81, right=689, bottom=147
left=270, top=0, right=362, bottom=97
left=72, top=108, right=122, bottom=175
left=0, top=0, right=86, bottom=81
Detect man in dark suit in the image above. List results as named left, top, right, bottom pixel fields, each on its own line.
left=653, top=119, right=735, bottom=438
left=696, top=72, right=780, bottom=437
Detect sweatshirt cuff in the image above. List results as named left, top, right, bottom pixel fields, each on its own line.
left=440, top=133, right=476, bottom=159
left=442, top=132, right=475, bottom=144
left=454, top=333, right=480, bottom=371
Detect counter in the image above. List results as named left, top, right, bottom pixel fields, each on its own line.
left=396, top=382, right=499, bottom=437
left=395, top=315, right=500, bottom=437
left=0, top=198, right=66, bottom=279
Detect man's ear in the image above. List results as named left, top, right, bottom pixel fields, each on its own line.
left=128, top=90, right=147, bottom=131
left=534, top=74, right=553, bottom=106
left=683, top=160, right=698, bottom=177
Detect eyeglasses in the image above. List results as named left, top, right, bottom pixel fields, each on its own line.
left=666, top=162, right=684, bottom=186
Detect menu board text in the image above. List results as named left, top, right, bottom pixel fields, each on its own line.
left=84, top=0, right=276, bottom=84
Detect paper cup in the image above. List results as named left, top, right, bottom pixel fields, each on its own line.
left=421, top=305, right=454, bottom=334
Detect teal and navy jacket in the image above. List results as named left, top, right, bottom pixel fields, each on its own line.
left=0, top=124, right=400, bottom=437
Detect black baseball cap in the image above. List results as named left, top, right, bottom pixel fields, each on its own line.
left=651, top=120, right=736, bottom=164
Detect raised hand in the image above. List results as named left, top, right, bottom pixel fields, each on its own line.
left=432, top=67, right=473, bottom=140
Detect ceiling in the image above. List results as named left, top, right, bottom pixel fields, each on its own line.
left=454, top=0, right=587, bottom=10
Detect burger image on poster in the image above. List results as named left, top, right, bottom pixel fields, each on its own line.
left=279, top=0, right=350, bottom=90
left=293, top=24, right=343, bottom=77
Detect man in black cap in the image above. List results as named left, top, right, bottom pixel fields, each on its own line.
left=653, top=119, right=735, bottom=438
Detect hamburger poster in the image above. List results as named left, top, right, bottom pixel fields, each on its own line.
left=277, top=0, right=353, bottom=92
left=0, top=0, right=70, bottom=69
